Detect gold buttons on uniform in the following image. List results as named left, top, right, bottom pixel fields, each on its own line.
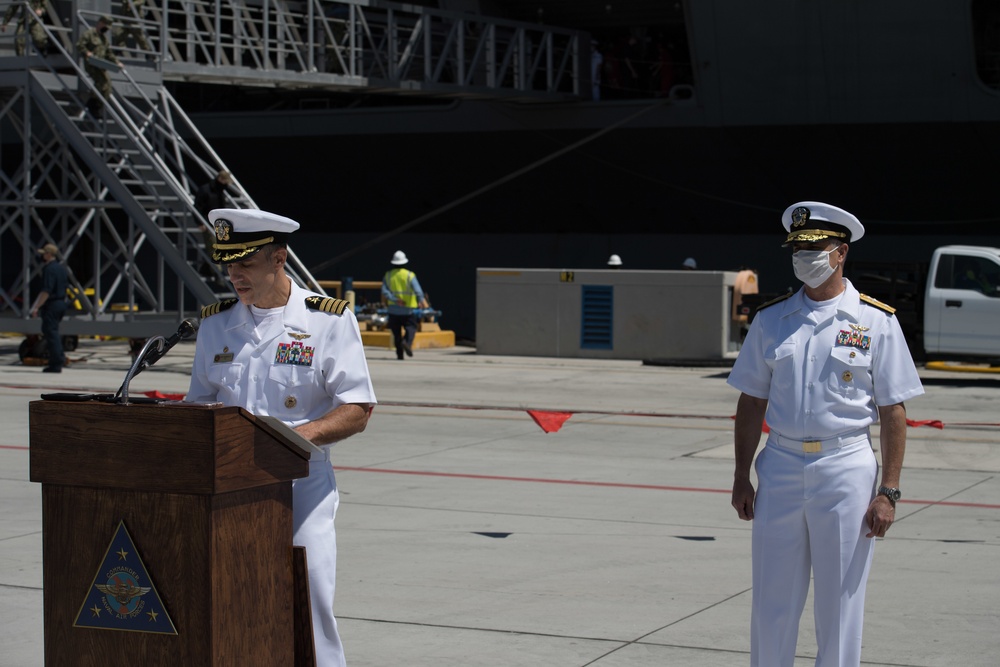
left=842, top=371, right=853, bottom=382
left=285, top=396, right=297, bottom=409
left=849, top=351, right=856, bottom=358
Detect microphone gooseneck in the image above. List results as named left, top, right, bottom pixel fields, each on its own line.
left=142, top=318, right=199, bottom=367
left=116, top=319, right=200, bottom=404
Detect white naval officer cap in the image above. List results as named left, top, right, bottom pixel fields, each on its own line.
left=208, top=208, right=300, bottom=264
left=782, top=201, right=864, bottom=245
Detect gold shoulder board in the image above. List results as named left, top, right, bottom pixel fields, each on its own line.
left=756, top=291, right=794, bottom=312
left=200, top=298, right=238, bottom=319
left=305, top=296, right=349, bottom=315
left=860, top=293, right=896, bottom=315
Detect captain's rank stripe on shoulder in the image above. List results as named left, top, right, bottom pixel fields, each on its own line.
left=305, top=296, right=349, bottom=315
left=201, top=298, right=238, bottom=319
left=859, top=293, right=896, bottom=315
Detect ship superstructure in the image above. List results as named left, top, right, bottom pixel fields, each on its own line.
left=2, top=1, right=999, bottom=341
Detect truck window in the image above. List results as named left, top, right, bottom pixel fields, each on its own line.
left=934, top=254, right=955, bottom=288
left=946, top=255, right=1000, bottom=296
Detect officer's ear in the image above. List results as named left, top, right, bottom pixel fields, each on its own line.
left=271, top=246, right=288, bottom=269
left=834, top=241, right=849, bottom=266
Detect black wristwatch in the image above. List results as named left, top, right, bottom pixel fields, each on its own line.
left=878, top=485, right=901, bottom=507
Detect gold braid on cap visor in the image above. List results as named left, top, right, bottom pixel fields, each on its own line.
left=785, top=229, right=848, bottom=243
left=212, top=235, right=275, bottom=262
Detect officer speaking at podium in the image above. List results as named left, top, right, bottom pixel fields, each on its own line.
left=186, top=208, right=377, bottom=667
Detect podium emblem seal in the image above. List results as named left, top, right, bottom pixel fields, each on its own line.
left=74, top=520, right=178, bottom=635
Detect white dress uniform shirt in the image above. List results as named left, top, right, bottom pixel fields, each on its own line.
left=187, top=279, right=376, bottom=667
left=728, top=277, right=924, bottom=667
left=188, top=280, right=376, bottom=429
left=727, top=278, right=924, bottom=438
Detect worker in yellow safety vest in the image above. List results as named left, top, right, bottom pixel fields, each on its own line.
left=381, top=250, right=428, bottom=360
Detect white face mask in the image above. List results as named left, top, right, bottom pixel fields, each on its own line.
left=792, top=249, right=837, bottom=288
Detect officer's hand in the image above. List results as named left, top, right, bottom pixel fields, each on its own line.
left=865, top=495, right=895, bottom=538
left=732, top=478, right=756, bottom=521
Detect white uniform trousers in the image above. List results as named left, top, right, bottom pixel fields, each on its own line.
left=750, top=432, right=877, bottom=667
left=294, top=457, right=346, bottom=667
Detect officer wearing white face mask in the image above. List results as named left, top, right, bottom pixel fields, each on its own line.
left=727, top=201, right=924, bottom=667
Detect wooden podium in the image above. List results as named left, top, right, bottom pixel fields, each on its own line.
left=29, top=399, right=313, bottom=666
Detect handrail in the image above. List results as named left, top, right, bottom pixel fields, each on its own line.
left=317, top=280, right=383, bottom=299
left=132, top=0, right=586, bottom=99
left=74, top=7, right=328, bottom=297
left=4, top=1, right=588, bottom=98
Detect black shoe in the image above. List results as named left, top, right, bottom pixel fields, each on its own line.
left=396, top=350, right=404, bottom=360
left=42, top=367, right=62, bottom=373
left=403, top=343, right=413, bottom=357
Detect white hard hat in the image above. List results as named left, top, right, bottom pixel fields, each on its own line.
left=607, top=254, right=622, bottom=266
left=391, top=250, right=409, bottom=265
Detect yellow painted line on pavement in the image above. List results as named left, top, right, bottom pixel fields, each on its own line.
left=925, top=361, right=1000, bottom=374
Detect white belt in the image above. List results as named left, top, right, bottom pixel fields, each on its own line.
left=769, top=428, right=870, bottom=454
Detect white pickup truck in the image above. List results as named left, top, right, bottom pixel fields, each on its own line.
left=922, top=245, right=1000, bottom=361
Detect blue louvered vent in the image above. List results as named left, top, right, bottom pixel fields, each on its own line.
left=580, top=285, right=613, bottom=349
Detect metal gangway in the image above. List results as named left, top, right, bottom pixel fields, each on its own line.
left=0, top=0, right=588, bottom=338
left=135, top=0, right=587, bottom=99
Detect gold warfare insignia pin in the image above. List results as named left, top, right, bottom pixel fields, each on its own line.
left=285, top=396, right=297, bottom=409
left=842, top=371, right=853, bottom=382
left=791, top=206, right=810, bottom=228
left=288, top=332, right=311, bottom=341
left=214, top=218, right=232, bottom=242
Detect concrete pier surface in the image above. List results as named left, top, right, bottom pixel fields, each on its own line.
left=1, top=335, right=998, bottom=666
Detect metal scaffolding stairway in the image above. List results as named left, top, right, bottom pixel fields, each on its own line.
left=0, top=0, right=587, bottom=338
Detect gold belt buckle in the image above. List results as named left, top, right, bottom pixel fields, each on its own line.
left=802, top=441, right=822, bottom=453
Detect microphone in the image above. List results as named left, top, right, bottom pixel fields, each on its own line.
left=116, top=318, right=199, bottom=404
left=141, top=318, right=199, bottom=368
